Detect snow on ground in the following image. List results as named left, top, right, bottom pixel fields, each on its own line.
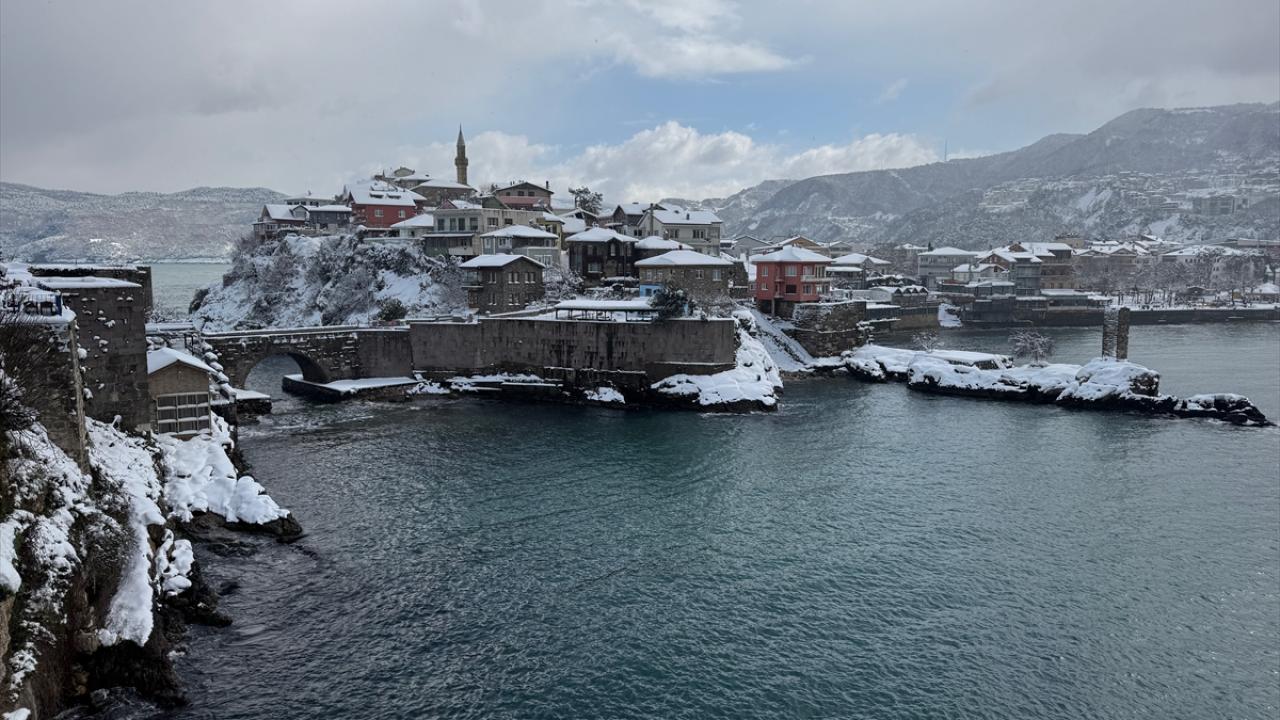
left=651, top=320, right=782, bottom=409
left=1058, top=358, right=1160, bottom=402
left=153, top=529, right=194, bottom=597
left=156, top=415, right=290, bottom=525
left=289, top=375, right=419, bottom=395
left=938, top=303, right=962, bottom=328
left=746, top=308, right=815, bottom=372
left=585, top=386, right=625, bottom=404
left=3, top=419, right=93, bottom=693
left=85, top=419, right=165, bottom=647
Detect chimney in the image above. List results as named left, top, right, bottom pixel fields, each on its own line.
left=545, top=180, right=550, bottom=190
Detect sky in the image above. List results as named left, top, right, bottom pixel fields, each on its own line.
left=1, top=0, right=1277, bottom=204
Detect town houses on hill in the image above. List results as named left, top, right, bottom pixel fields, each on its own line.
left=245, top=127, right=1276, bottom=325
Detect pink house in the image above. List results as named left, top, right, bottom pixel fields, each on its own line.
left=751, top=246, right=833, bottom=316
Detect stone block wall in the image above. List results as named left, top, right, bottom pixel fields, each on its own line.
left=29, top=265, right=153, bottom=315
left=409, top=317, right=736, bottom=377
left=59, top=286, right=150, bottom=430
left=786, top=300, right=870, bottom=357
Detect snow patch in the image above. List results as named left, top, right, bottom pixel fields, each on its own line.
left=157, top=415, right=290, bottom=525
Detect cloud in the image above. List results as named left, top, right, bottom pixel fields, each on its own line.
left=876, top=78, right=909, bottom=104
left=395, top=121, right=939, bottom=204
left=611, top=36, right=799, bottom=78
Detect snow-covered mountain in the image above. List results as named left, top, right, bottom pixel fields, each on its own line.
left=0, top=182, right=284, bottom=263
left=706, top=102, right=1280, bottom=247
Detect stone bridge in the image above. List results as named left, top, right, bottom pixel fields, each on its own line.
left=202, top=326, right=413, bottom=388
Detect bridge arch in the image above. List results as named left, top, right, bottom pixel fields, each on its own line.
left=231, top=350, right=331, bottom=389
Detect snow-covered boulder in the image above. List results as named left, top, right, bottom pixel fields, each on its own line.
left=650, top=321, right=782, bottom=411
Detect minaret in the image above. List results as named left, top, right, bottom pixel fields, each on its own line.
left=455, top=126, right=469, bottom=186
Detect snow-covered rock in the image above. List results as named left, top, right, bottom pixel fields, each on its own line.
left=191, top=233, right=466, bottom=330
left=651, top=320, right=782, bottom=410
left=156, top=415, right=291, bottom=526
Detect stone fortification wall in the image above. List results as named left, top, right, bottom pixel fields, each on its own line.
left=29, top=265, right=154, bottom=314
left=58, top=286, right=151, bottom=430
left=408, top=317, right=736, bottom=378
left=786, top=300, right=870, bottom=357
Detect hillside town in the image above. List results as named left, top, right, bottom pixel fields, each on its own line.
left=236, top=128, right=1278, bottom=353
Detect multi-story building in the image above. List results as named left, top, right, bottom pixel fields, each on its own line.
left=424, top=198, right=547, bottom=256
left=340, top=182, right=425, bottom=228
left=1017, top=242, right=1076, bottom=289
left=565, top=227, right=639, bottom=282
left=916, top=247, right=979, bottom=288
left=634, top=250, right=733, bottom=300
left=635, top=206, right=723, bottom=255
left=607, top=203, right=656, bottom=237
left=976, top=248, right=1042, bottom=296
left=751, top=246, right=833, bottom=317
left=253, top=204, right=307, bottom=239
left=459, top=254, right=546, bottom=314
left=492, top=181, right=553, bottom=211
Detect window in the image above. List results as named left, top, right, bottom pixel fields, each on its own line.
left=711, top=269, right=722, bottom=281
left=469, top=217, right=478, bottom=231
left=804, top=284, right=812, bottom=294
left=398, top=210, right=406, bottom=219
left=759, top=281, right=767, bottom=291
left=505, top=218, right=514, bottom=225
left=761, top=266, right=769, bottom=277
left=374, top=209, right=384, bottom=218
left=155, top=392, right=210, bottom=435
left=786, top=284, right=797, bottom=294
left=694, top=269, right=704, bottom=279
left=488, top=217, right=498, bottom=227
left=693, top=229, right=706, bottom=239
left=786, top=266, right=797, bottom=277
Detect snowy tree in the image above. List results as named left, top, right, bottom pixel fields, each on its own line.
left=569, top=187, right=603, bottom=215
left=1009, top=330, right=1055, bottom=366
left=652, top=288, right=691, bottom=320
left=912, top=331, right=941, bottom=352
left=0, top=313, right=60, bottom=431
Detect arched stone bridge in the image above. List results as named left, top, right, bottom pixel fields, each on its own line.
left=202, top=326, right=413, bottom=388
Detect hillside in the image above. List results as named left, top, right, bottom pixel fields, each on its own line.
left=706, top=102, right=1280, bottom=247
left=0, top=182, right=284, bottom=262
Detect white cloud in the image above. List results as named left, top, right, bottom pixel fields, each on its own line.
left=394, top=121, right=938, bottom=204
left=876, top=78, right=909, bottom=104
left=611, top=35, right=799, bottom=78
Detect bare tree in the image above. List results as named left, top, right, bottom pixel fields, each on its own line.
left=1009, top=330, right=1055, bottom=366
left=912, top=331, right=941, bottom=352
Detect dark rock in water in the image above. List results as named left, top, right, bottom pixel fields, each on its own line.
left=218, top=579, right=242, bottom=596
left=1174, top=393, right=1273, bottom=426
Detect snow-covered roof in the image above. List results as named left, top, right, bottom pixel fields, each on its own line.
left=262, top=203, right=302, bottom=221
left=635, top=236, right=691, bottom=251
left=391, top=213, right=435, bottom=229
left=646, top=207, right=722, bottom=226
left=445, top=199, right=483, bottom=210
left=614, top=202, right=651, bottom=216
left=411, top=178, right=474, bottom=191
left=1022, top=242, right=1073, bottom=256
left=983, top=249, right=1041, bottom=264
left=459, top=253, right=546, bottom=269
left=343, top=182, right=424, bottom=207
left=309, top=204, right=352, bottom=213
left=566, top=227, right=636, bottom=243
left=825, top=266, right=865, bottom=274
left=479, top=225, right=558, bottom=240
left=558, top=215, right=587, bottom=234
left=540, top=212, right=564, bottom=223
left=635, top=250, right=733, bottom=267
left=1249, top=282, right=1280, bottom=294
left=832, top=252, right=890, bottom=266
left=1162, top=244, right=1253, bottom=257
left=750, top=246, right=833, bottom=264
left=147, top=347, right=215, bottom=376
left=554, top=299, right=655, bottom=312
left=952, top=262, right=1005, bottom=272
left=36, top=276, right=141, bottom=290
left=917, top=246, right=977, bottom=256
left=494, top=180, right=551, bottom=193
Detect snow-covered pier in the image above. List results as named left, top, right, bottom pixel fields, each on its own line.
left=842, top=344, right=1272, bottom=426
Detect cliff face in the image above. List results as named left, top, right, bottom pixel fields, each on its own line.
left=0, top=369, right=296, bottom=718
left=190, top=233, right=468, bottom=331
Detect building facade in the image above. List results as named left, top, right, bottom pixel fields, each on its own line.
left=459, top=254, right=546, bottom=314
left=751, top=246, right=833, bottom=317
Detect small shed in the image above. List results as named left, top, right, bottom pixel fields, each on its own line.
left=147, top=347, right=214, bottom=436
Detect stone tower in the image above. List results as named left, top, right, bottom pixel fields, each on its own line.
left=455, top=126, right=468, bottom=186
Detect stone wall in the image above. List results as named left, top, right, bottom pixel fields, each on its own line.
left=408, top=317, right=736, bottom=378
left=785, top=300, right=869, bottom=357
left=29, top=265, right=154, bottom=314
left=59, top=286, right=151, bottom=430
left=21, top=321, right=88, bottom=468
left=207, top=327, right=413, bottom=387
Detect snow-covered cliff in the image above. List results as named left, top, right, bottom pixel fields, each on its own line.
left=190, top=233, right=467, bottom=331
